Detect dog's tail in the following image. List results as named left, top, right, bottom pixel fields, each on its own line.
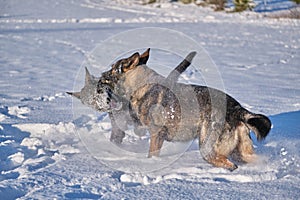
left=242, top=109, right=272, bottom=141
left=167, top=51, right=197, bottom=81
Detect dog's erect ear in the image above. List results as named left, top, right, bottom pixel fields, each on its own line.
left=66, top=91, right=81, bottom=99
left=122, top=52, right=140, bottom=73
left=139, top=48, right=150, bottom=65
left=85, top=67, right=92, bottom=84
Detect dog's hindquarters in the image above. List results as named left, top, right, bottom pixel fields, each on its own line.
left=232, top=109, right=271, bottom=163
left=199, top=95, right=271, bottom=170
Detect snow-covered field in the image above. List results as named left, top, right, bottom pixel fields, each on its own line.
left=1, top=0, right=299, bottom=199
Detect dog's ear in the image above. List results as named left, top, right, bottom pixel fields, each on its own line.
left=122, top=52, right=140, bottom=73
left=66, top=91, right=81, bottom=99
left=139, top=48, right=150, bottom=65
left=85, top=67, right=93, bottom=84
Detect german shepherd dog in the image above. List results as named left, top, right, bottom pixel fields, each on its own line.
left=97, top=50, right=272, bottom=171
left=68, top=49, right=196, bottom=144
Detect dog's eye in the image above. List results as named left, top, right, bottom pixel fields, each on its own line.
left=114, top=63, right=123, bottom=74
left=118, top=64, right=123, bottom=73
left=97, top=84, right=107, bottom=94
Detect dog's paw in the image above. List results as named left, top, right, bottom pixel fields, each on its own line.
left=228, top=163, right=238, bottom=172
left=110, top=129, right=125, bottom=144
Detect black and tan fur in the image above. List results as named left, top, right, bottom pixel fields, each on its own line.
left=98, top=50, right=271, bottom=171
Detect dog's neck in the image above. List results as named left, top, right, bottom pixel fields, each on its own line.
left=116, top=65, right=164, bottom=100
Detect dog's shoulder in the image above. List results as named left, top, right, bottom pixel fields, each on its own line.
left=121, top=65, right=164, bottom=89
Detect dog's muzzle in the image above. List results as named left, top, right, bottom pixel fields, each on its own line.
left=96, top=84, right=122, bottom=112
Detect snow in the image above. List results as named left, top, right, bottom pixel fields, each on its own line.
left=1, top=0, right=300, bottom=199
left=7, top=106, right=31, bottom=119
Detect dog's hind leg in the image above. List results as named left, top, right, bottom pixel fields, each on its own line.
left=148, top=127, right=167, bottom=158
left=233, top=123, right=257, bottom=163
left=206, top=155, right=238, bottom=171
left=200, top=124, right=238, bottom=171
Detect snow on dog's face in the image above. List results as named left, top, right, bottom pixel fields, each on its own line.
left=67, top=67, right=122, bottom=112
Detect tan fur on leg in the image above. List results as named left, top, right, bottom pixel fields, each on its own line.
left=206, top=155, right=238, bottom=171
left=199, top=119, right=209, bottom=145
left=148, top=128, right=166, bottom=158
left=236, top=123, right=257, bottom=163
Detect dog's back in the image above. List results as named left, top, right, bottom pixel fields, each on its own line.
left=126, top=71, right=270, bottom=141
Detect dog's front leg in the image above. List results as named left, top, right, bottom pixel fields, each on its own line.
left=109, top=112, right=125, bottom=144
left=148, top=127, right=167, bottom=158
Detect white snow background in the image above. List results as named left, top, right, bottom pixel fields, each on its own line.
left=0, top=0, right=299, bottom=199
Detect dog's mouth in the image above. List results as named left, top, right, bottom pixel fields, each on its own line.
left=107, top=92, right=122, bottom=111
left=96, top=84, right=122, bottom=112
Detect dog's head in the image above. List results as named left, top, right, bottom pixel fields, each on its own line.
left=97, top=48, right=150, bottom=109
left=67, top=49, right=149, bottom=113
left=98, top=48, right=150, bottom=89
left=67, top=67, right=122, bottom=112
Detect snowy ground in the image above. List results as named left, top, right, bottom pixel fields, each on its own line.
left=1, top=0, right=300, bottom=199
